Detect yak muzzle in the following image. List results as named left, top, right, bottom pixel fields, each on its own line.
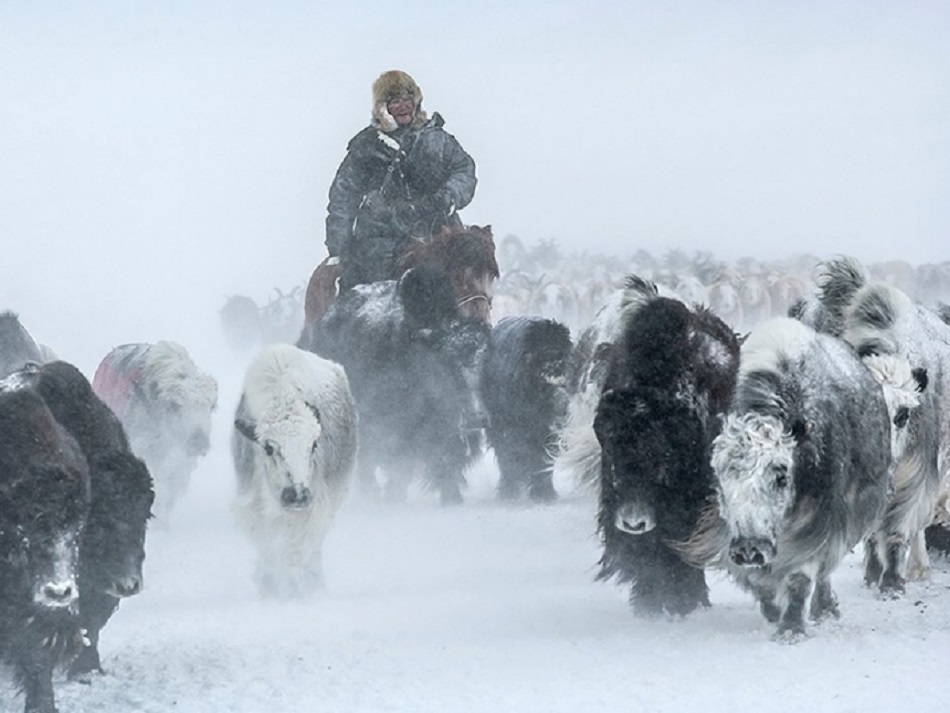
left=614, top=502, right=656, bottom=535
left=36, top=579, right=78, bottom=609
left=729, top=538, right=776, bottom=568
left=281, top=485, right=312, bottom=509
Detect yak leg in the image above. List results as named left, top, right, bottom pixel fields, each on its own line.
left=906, top=529, right=931, bottom=581
left=17, top=645, right=58, bottom=713
left=880, top=532, right=908, bottom=597
left=69, top=590, right=118, bottom=679
left=864, top=533, right=884, bottom=588
left=809, top=575, right=840, bottom=622
left=777, top=571, right=813, bottom=638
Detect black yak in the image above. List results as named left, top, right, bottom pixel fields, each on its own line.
left=301, top=265, right=489, bottom=505
left=593, top=277, right=740, bottom=617
left=0, top=388, right=90, bottom=713
left=8, top=361, right=155, bottom=678
left=480, top=316, right=573, bottom=502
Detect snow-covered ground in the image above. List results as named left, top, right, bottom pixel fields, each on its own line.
left=5, top=366, right=949, bottom=713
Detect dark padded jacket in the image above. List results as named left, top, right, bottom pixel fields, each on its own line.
left=325, top=113, right=477, bottom=290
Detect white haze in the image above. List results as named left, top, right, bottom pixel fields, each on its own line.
left=2, top=2, right=950, bottom=711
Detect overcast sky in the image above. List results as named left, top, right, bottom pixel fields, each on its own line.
left=1, top=1, right=948, bottom=367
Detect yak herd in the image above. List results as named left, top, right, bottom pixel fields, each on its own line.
left=3, top=242, right=950, bottom=710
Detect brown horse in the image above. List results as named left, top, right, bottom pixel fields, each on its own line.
left=303, top=224, right=499, bottom=331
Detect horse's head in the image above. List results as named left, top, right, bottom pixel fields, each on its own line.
left=400, top=224, right=499, bottom=323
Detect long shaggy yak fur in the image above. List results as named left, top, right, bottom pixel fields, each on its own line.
left=5, top=360, right=155, bottom=680
left=681, top=317, right=901, bottom=639
left=232, top=344, right=357, bottom=598
left=594, top=278, right=740, bottom=617
left=836, top=272, right=950, bottom=592
left=480, top=316, right=573, bottom=502
left=92, top=341, right=217, bottom=526
left=302, top=265, right=489, bottom=505
left=0, top=388, right=91, bottom=713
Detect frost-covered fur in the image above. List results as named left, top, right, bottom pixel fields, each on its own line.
left=838, top=278, right=950, bottom=591
left=231, top=344, right=357, bottom=598
left=0, top=311, right=43, bottom=379
left=683, top=318, right=896, bottom=639
left=554, top=276, right=684, bottom=491
left=594, top=288, right=739, bottom=617
left=92, top=341, right=218, bottom=526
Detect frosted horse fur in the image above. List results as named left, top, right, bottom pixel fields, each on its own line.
left=594, top=286, right=739, bottom=617
left=0, top=311, right=43, bottom=379
left=232, top=344, right=357, bottom=598
left=301, top=266, right=489, bottom=505
left=0, top=388, right=90, bottom=713
left=92, top=341, right=217, bottom=526
left=4, top=361, right=155, bottom=680
left=683, top=318, right=907, bottom=639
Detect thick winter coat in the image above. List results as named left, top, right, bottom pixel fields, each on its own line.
left=684, top=318, right=913, bottom=639
left=92, top=341, right=217, bottom=526
left=594, top=283, right=740, bottom=617
left=232, top=344, right=357, bottom=598
left=326, top=112, right=477, bottom=290
left=0, top=388, right=90, bottom=713
left=6, top=361, right=155, bottom=678
left=303, top=265, right=489, bottom=505
left=481, top=316, right=573, bottom=502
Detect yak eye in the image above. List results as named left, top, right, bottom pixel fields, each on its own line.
left=894, top=407, right=910, bottom=429
left=311, top=441, right=319, bottom=454
left=263, top=443, right=275, bottom=457
left=774, top=464, right=789, bottom=489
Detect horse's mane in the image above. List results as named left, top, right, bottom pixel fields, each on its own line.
left=399, top=224, right=499, bottom=279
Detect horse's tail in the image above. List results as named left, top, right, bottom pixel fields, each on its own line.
left=304, top=258, right=342, bottom=331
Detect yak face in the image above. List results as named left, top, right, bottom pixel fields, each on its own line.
left=2, top=468, right=86, bottom=610
left=235, top=402, right=322, bottom=511
left=712, top=412, right=798, bottom=568
left=862, top=354, right=927, bottom=464
left=82, top=451, right=154, bottom=598
left=595, top=388, right=707, bottom=538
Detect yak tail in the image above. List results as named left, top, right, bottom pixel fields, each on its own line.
left=815, top=256, right=867, bottom=335
left=669, top=497, right=730, bottom=568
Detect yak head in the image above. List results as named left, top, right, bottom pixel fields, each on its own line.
left=594, top=388, right=707, bottom=538
left=141, top=342, right=218, bottom=460
left=0, top=391, right=89, bottom=610
left=711, top=411, right=800, bottom=568
left=234, top=400, right=323, bottom=511
left=861, top=354, right=927, bottom=464
left=1, top=464, right=88, bottom=610
left=82, top=451, right=154, bottom=598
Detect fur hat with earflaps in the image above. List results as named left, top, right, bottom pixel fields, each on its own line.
left=372, top=70, right=428, bottom=132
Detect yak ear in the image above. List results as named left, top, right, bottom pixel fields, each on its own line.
left=305, top=402, right=321, bottom=424
left=234, top=418, right=257, bottom=442
left=912, top=367, right=929, bottom=393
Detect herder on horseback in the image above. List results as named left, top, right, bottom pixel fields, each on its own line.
left=324, top=70, right=478, bottom=291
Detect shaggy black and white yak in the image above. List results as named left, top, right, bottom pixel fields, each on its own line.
left=553, top=277, right=684, bottom=491
left=301, top=265, right=489, bottom=505
left=682, top=317, right=920, bottom=639
left=480, top=316, right=573, bottom=502
left=0, top=388, right=90, bottom=713
left=0, top=311, right=44, bottom=379
left=3, top=361, right=155, bottom=678
left=593, top=281, right=740, bottom=617
left=92, top=341, right=217, bottom=526
left=795, top=256, right=945, bottom=594
left=232, top=344, right=357, bottom=598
